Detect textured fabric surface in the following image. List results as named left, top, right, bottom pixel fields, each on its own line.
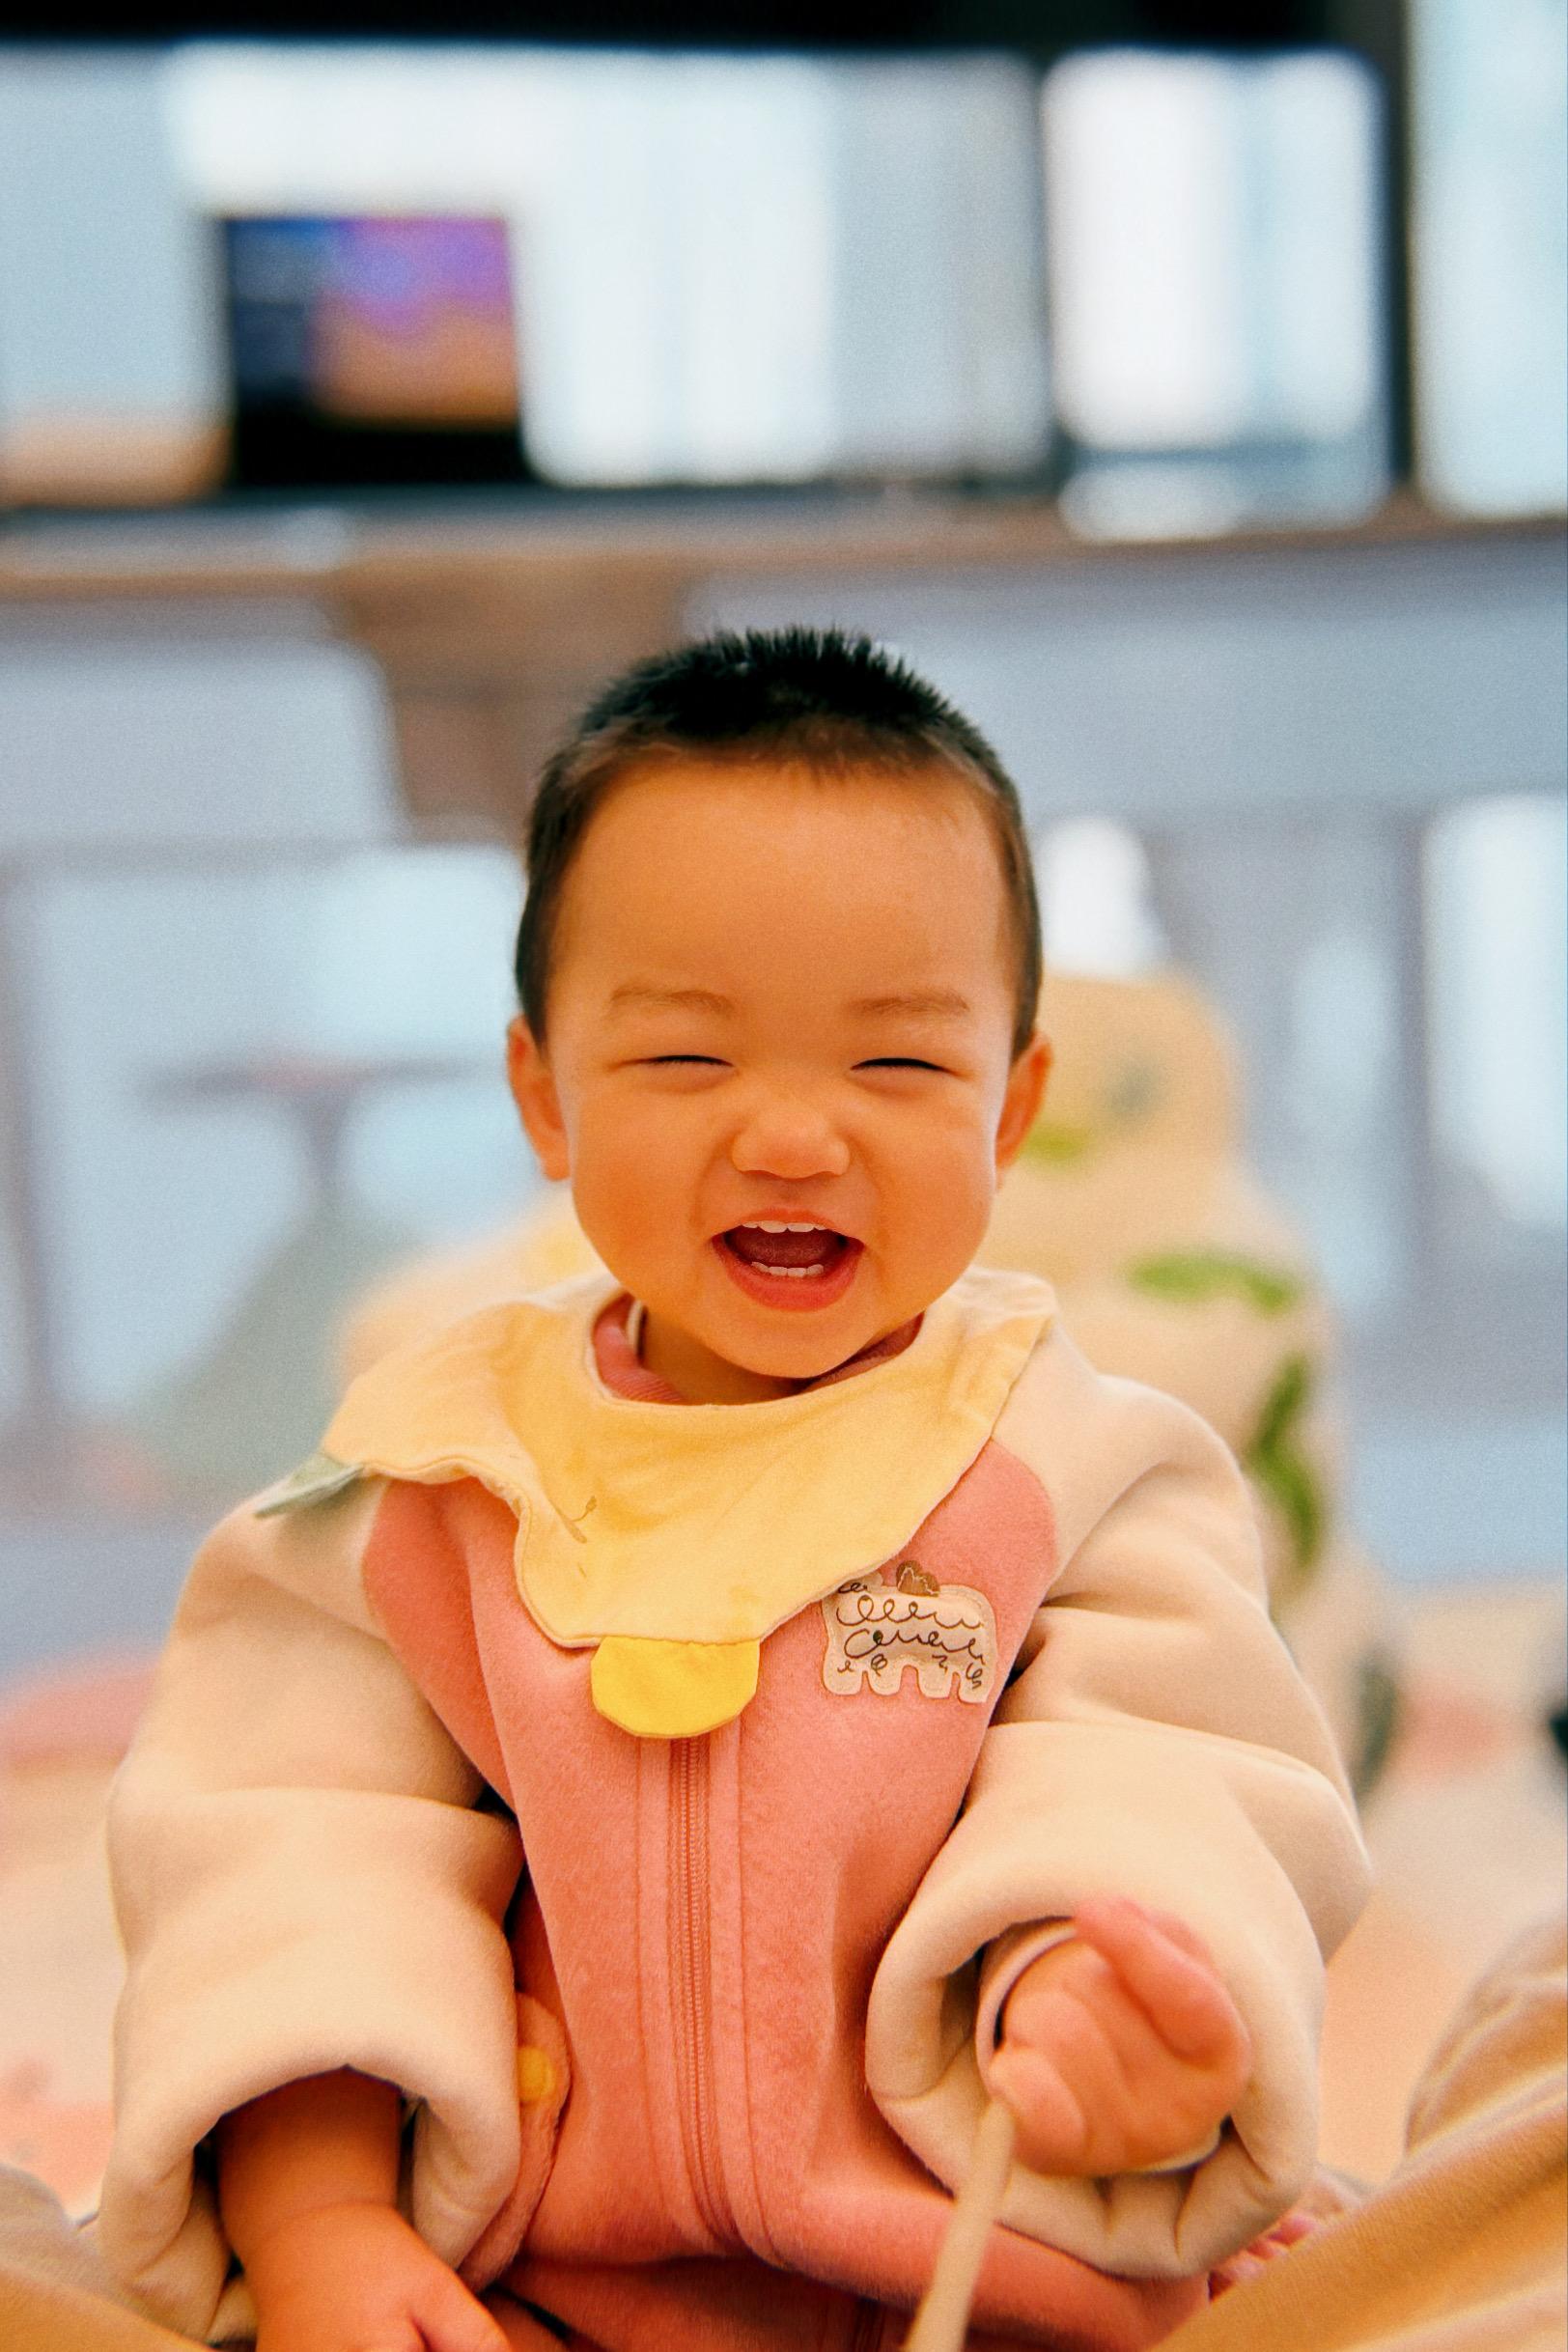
left=1159, top=1916, right=1568, bottom=2352
left=0, top=2167, right=190, bottom=2350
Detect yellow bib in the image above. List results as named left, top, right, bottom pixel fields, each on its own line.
left=324, top=1266, right=1053, bottom=1737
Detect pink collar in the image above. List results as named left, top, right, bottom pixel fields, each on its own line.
left=591, top=1293, right=920, bottom=1404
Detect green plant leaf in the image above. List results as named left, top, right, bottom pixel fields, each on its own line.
left=1020, top=1121, right=1097, bottom=1167
left=1244, top=1354, right=1325, bottom=1597
left=1127, top=1250, right=1305, bottom=1315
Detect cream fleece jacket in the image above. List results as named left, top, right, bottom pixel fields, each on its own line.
left=98, top=1271, right=1369, bottom=2345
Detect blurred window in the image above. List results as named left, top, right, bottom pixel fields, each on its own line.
left=1410, top=0, right=1568, bottom=516
left=0, top=50, right=223, bottom=503
left=24, top=843, right=526, bottom=1428
left=1042, top=45, right=1386, bottom=537
left=0, top=1213, right=21, bottom=1424
left=1286, top=919, right=1402, bottom=1315
left=1035, top=818, right=1166, bottom=976
left=1425, top=793, right=1567, bottom=1231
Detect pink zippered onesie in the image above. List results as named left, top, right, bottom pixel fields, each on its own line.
left=99, top=1270, right=1369, bottom=2351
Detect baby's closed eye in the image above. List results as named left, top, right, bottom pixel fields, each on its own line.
left=854, top=1057, right=950, bottom=1074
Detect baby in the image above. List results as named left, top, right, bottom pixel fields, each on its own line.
left=99, top=630, right=1368, bottom=2352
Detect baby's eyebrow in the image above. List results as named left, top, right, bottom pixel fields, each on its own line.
left=849, top=991, right=974, bottom=1022
left=606, top=984, right=974, bottom=1022
left=607, top=983, right=735, bottom=1016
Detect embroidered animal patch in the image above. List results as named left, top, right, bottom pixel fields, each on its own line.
left=821, top=1561, right=997, bottom=1703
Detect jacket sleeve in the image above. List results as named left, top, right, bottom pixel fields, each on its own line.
left=96, top=1479, right=525, bottom=2345
left=863, top=1327, right=1371, bottom=2279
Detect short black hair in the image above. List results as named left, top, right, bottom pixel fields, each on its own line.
left=515, top=626, right=1041, bottom=1058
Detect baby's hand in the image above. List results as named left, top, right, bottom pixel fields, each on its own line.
left=245, top=2199, right=509, bottom=2352
left=988, top=1895, right=1250, bottom=2178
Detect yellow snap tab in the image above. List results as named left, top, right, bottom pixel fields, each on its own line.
left=589, top=1635, right=761, bottom=1738
left=516, top=2046, right=556, bottom=2106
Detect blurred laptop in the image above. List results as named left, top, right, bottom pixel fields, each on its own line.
left=221, top=212, right=534, bottom=490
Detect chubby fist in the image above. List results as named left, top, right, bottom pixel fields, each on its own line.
left=245, top=2202, right=511, bottom=2352
left=988, top=1896, right=1251, bottom=2178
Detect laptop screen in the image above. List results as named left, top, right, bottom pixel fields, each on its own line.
left=222, top=211, right=531, bottom=488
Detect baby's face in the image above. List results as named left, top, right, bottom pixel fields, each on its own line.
left=509, top=757, right=1048, bottom=1401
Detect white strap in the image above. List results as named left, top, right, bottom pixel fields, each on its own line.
left=903, top=2098, right=1017, bottom=2352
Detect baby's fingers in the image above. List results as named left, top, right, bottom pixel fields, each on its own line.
left=1071, top=1897, right=1250, bottom=2070
left=412, top=2267, right=514, bottom=2352
left=987, top=2042, right=1094, bottom=2171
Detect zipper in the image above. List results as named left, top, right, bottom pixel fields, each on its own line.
left=668, top=1734, right=728, bottom=2243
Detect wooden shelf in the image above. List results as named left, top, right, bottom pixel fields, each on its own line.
left=1, top=492, right=1561, bottom=836
left=2, top=486, right=1557, bottom=601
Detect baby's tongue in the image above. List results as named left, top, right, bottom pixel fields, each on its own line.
left=726, top=1224, right=840, bottom=1270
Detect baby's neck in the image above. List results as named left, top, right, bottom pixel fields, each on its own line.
left=596, top=1296, right=920, bottom=1405
left=641, top=1314, right=797, bottom=1403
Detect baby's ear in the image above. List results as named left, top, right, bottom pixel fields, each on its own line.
left=994, top=1034, right=1051, bottom=1177
left=507, top=1018, right=571, bottom=1182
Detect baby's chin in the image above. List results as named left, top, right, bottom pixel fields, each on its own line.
left=644, top=1287, right=897, bottom=1400
left=695, top=1299, right=922, bottom=1389
left=686, top=1314, right=870, bottom=1385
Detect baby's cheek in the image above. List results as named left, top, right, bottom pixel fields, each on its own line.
left=573, top=1124, right=677, bottom=1241
left=885, top=1164, right=993, bottom=1292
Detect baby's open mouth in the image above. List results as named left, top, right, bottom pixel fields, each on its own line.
left=719, top=1222, right=854, bottom=1282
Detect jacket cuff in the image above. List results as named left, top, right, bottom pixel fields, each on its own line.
left=98, top=1795, right=522, bottom=2343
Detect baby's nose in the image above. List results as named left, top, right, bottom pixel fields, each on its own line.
left=729, top=1096, right=852, bottom=1181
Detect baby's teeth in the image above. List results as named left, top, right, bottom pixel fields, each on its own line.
left=751, top=1219, right=827, bottom=1234
left=758, top=1263, right=825, bottom=1279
